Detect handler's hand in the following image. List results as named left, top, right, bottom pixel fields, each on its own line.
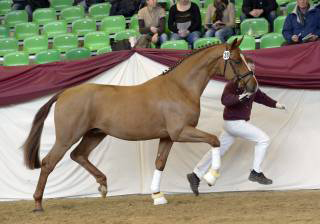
left=276, top=102, right=286, bottom=110
left=239, top=92, right=253, bottom=100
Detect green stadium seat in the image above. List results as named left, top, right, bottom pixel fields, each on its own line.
left=0, top=26, right=9, bottom=39
left=286, top=2, right=296, bottom=15
left=35, top=49, right=61, bottom=64
left=4, top=10, right=28, bottom=28
left=84, top=31, right=109, bottom=51
left=3, top=51, right=29, bottom=66
left=260, top=32, right=285, bottom=48
left=72, top=18, right=97, bottom=36
left=0, top=37, right=18, bottom=56
left=227, top=35, right=256, bottom=50
left=240, top=18, right=269, bottom=37
left=15, top=22, right=38, bottom=40
left=61, top=6, right=85, bottom=24
left=97, top=46, right=112, bottom=54
left=24, top=35, right=48, bottom=54
left=0, top=1, right=11, bottom=16
left=235, top=5, right=242, bottom=23
left=53, top=33, right=78, bottom=52
left=161, top=40, right=189, bottom=50
left=193, top=37, right=221, bottom=49
left=43, top=20, right=68, bottom=39
left=89, top=3, right=111, bottom=21
left=276, top=0, right=290, bottom=6
left=50, top=0, right=73, bottom=11
left=101, top=15, right=126, bottom=34
left=32, top=8, right=57, bottom=27
left=130, top=14, right=139, bottom=31
left=114, top=29, right=139, bottom=41
left=200, top=8, right=207, bottom=26
left=163, top=0, right=172, bottom=11
left=65, top=47, right=91, bottom=60
left=274, top=16, right=286, bottom=34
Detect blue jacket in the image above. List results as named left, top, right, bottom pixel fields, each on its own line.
left=282, top=6, right=320, bottom=43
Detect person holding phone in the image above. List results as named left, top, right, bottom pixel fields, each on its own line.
left=204, top=0, right=235, bottom=43
left=282, top=0, right=320, bottom=45
left=168, top=0, right=202, bottom=48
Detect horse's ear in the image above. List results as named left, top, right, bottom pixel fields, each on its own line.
left=230, top=36, right=243, bottom=50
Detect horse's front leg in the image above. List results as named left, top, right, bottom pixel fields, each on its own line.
left=173, top=126, right=221, bottom=186
left=151, top=137, right=173, bottom=205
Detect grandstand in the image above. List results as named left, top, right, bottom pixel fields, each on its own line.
left=0, top=0, right=319, bottom=65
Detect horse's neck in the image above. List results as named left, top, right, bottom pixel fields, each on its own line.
left=168, top=48, right=221, bottom=98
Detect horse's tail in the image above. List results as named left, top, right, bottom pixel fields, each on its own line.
left=23, top=93, right=60, bottom=170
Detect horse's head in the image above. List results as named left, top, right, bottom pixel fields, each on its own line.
left=216, top=38, right=258, bottom=93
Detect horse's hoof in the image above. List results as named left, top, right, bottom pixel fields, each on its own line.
left=98, top=185, right=107, bottom=198
left=152, top=192, right=167, bottom=205
left=32, top=208, right=44, bottom=213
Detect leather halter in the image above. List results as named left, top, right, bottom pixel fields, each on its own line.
left=223, top=50, right=254, bottom=83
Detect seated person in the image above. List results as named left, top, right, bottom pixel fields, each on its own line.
left=168, top=0, right=201, bottom=47
left=204, top=0, right=235, bottom=43
left=242, top=0, right=278, bottom=31
left=282, top=0, right=320, bottom=44
left=138, top=0, right=168, bottom=47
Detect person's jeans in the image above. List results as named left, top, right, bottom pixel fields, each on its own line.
left=159, top=33, right=168, bottom=45
left=170, top=31, right=201, bottom=48
left=204, top=26, right=234, bottom=43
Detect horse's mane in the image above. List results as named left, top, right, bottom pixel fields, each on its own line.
left=161, top=43, right=223, bottom=76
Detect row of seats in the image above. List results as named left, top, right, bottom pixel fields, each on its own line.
left=1, top=5, right=112, bottom=28
left=0, top=29, right=140, bottom=56
left=161, top=33, right=285, bottom=51
left=1, top=47, right=111, bottom=66
left=0, top=17, right=138, bottom=40
left=0, top=32, right=285, bottom=67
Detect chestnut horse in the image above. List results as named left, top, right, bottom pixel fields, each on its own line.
left=23, top=38, right=257, bottom=211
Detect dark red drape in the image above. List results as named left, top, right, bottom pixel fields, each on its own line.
left=0, top=41, right=320, bottom=107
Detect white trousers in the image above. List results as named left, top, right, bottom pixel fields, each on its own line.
left=193, top=120, right=270, bottom=178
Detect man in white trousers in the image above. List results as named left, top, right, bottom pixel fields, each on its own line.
left=187, top=60, right=286, bottom=196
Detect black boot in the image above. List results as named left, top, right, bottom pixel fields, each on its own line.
left=248, top=170, right=273, bottom=185
left=187, top=172, right=200, bottom=196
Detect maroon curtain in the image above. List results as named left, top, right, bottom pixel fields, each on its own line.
left=0, top=41, right=320, bottom=107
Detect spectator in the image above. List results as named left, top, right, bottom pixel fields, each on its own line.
left=110, top=0, right=144, bottom=17
left=282, top=0, right=320, bottom=44
left=168, top=0, right=201, bottom=48
left=204, top=0, right=235, bottom=43
left=242, top=0, right=278, bottom=31
left=138, top=0, right=168, bottom=47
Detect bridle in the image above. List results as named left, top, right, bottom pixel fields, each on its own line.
left=222, top=50, right=254, bottom=85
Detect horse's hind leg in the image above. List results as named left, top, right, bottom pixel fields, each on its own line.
left=151, top=137, right=173, bottom=205
left=70, top=130, right=107, bottom=197
left=33, top=142, right=71, bottom=212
